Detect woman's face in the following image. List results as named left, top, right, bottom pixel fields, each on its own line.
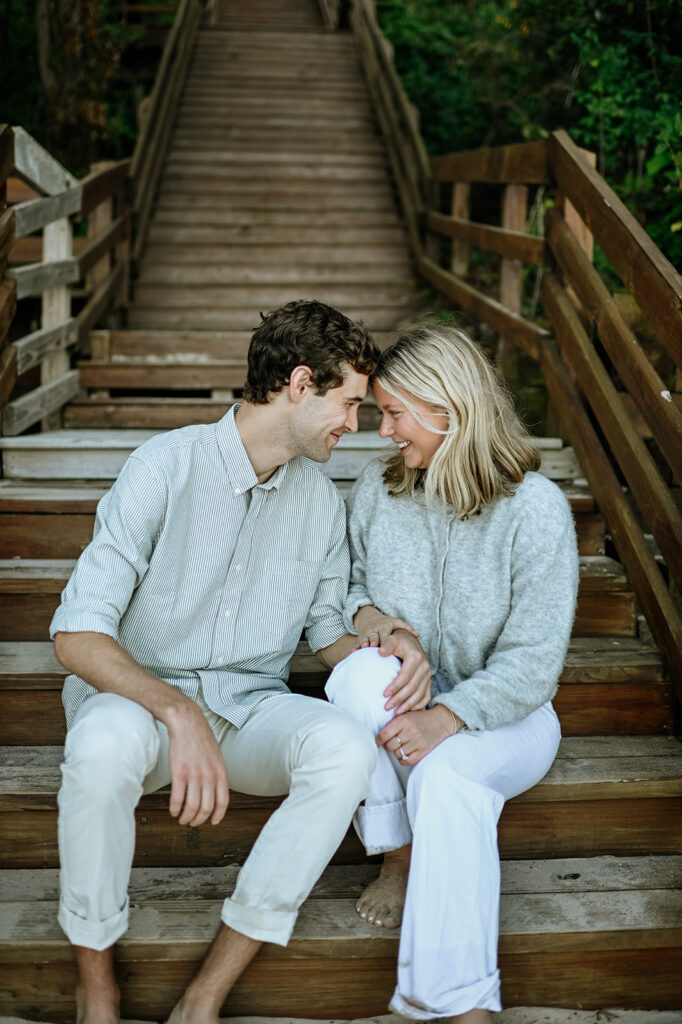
left=373, top=380, right=448, bottom=469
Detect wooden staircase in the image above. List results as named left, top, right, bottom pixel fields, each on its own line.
left=0, top=0, right=681, bottom=1020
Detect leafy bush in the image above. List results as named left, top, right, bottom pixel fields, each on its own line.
left=377, top=0, right=682, bottom=267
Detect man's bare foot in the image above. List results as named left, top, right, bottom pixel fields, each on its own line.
left=356, top=844, right=411, bottom=928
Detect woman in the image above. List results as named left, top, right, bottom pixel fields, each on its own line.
left=325, top=323, right=578, bottom=1023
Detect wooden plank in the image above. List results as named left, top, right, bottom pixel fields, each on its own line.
left=548, top=130, right=682, bottom=363
left=0, top=345, right=17, bottom=411
left=0, top=125, right=13, bottom=188
left=428, top=211, right=544, bottom=264
left=12, top=186, right=82, bottom=238
left=418, top=255, right=547, bottom=359
left=431, top=140, right=548, bottom=184
left=498, top=184, right=528, bottom=374
left=79, top=159, right=130, bottom=216
left=79, top=215, right=127, bottom=280
left=544, top=274, right=682, bottom=592
left=12, top=319, right=78, bottom=376
left=449, top=183, right=470, bottom=276
left=545, top=207, right=682, bottom=485
left=539, top=339, right=682, bottom=700
left=76, top=262, right=125, bottom=343
left=40, top=216, right=72, bottom=431
left=6, top=258, right=79, bottom=300
left=0, top=208, right=15, bottom=271
left=77, top=360, right=247, bottom=391
left=1, top=370, right=80, bottom=437
left=11, top=127, right=76, bottom=196
left=0, top=279, right=17, bottom=347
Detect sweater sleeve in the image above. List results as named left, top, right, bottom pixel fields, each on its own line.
left=433, top=483, right=579, bottom=731
left=343, top=463, right=381, bottom=633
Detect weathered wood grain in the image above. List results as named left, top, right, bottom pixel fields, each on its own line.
left=544, top=274, right=682, bottom=592
left=428, top=211, right=544, bottom=264
left=1, top=370, right=80, bottom=437
left=548, top=130, right=682, bottom=363
left=431, top=140, right=548, bottom=185
left=418, top=255, right=547, bottom=359
left=540, top=339, right=682, bottom=699
left=546, top=207, right=682, bottom=484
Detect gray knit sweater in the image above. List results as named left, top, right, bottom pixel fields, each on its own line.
left=345, top=460, right=579, bottom=731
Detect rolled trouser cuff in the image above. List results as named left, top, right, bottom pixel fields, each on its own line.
left=58, top=896, right=129, bottom=951
left=389, top=969, right=502, bottom=1019
left=221, top=896, right=298, bottom=947
left=354, top=797, right=412, bottom=855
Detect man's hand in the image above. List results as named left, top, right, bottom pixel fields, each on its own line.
left=166, top=701, right=230, bottom=827
left=376, top=705, right=458, bottom=765
left=379, top=629, right=431, bottom=714
left=354, top=605, right=419, bottom=649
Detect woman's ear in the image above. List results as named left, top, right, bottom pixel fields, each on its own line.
left=289, top=365, right=314, bottom=402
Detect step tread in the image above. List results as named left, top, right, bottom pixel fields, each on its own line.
left=1, top=859, right=680, bottom=953
left=0, top=554, right=627, bottom=593
left=3, top=737, right=680, bottom=799
left=3, top=1013, right=682, bottom=1024
left=0, top=637, right=665, bottom=687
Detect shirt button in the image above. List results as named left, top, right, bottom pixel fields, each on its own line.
left=234, top=487, right=240, bottom=495
left=234, top=564, right=242, bottom=573
left=224, top=609, right=231, bottom=618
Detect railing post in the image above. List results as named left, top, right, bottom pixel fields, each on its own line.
left=40, top=216, right=72, bottom=430
left=450, top=183, right=470, bottom=277
left=497, top=183, right=528, bottom=380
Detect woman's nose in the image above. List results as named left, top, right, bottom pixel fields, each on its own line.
left=378, top=416, right=392, bottom=437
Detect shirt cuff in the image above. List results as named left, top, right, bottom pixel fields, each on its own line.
left=49, top=604, right=119, bottom=641
left=306, top=616, right=348, bottom=653
left=431, top=693, right=482, bottom=732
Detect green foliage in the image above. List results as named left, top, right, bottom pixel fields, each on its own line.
left=0, top=0, right=167, bottom=175
left=378, top=0, right=682, bottom=267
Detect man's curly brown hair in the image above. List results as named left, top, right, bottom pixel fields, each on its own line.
left=242, top=300, right=380, bottom=404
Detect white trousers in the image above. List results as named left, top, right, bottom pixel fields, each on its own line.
left=325, top=648, right=561, bottom=1018
left=58, top=686, right=376, bottom=951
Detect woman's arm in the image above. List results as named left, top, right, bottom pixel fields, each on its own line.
left=435, top=482, right=579, bottom=731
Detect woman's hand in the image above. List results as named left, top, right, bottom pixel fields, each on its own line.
left=379, top=629, right=432, bottom=713
left=376, top=705, right=463, bottom=766
left=354, top=605, right=419, bottom=649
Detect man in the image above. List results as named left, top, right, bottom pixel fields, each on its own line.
left=51, top=300, right=427, bottom=1024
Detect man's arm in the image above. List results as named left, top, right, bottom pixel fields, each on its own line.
left=55, top=633, right=229, bottom=828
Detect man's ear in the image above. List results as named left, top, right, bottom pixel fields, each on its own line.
left=289, top=365, right=315, bottom=402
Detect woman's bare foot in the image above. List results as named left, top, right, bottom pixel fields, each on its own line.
left=356, top=844, right=411, bottom=928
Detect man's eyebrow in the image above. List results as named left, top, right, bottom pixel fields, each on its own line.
left=348, top=394, right=365, bottom=403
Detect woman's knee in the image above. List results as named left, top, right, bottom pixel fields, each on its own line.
left=325, top=647, right=401, bottom=731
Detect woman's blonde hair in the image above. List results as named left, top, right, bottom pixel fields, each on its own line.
left=377, top=323, right=541, bottom=518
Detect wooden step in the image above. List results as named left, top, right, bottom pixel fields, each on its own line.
left=126, top=309, right=422, bottom=331
left=0, top=857, right=680, bottom=1018
left=129, top=286, right=420, bottom=311
left=4, top=1012, right=682, bottom=1024
left=0, top=429, right=393, bottom=481
left=77, top=357, right=248, bottom=392
left=0, top=636, right=670, bottom=745
left=136, top=264, right=414, bottom=285
left=0, top=552, right=630, bottom=643
left=0, top=473, right=605, bottom=560
left=139, top=243, right=410, bottom=264
left=88, top=328, right=398, bottom=360
left=1, top=739, right=680, bottom=868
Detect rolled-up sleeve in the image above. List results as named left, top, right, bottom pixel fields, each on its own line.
left=305, top=496, right=350, bottom=652
left=49, top=456, right=167, bottom=640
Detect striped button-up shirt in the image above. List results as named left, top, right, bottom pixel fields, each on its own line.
left=50, top=406, right=350, bottom=729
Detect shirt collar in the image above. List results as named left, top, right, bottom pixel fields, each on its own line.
left=216, top=404, right=288, bottom=495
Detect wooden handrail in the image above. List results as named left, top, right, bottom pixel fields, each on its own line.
left=130, top=0, right=203, bottom=263
left=431, top=140, right=549, bottom=185
left=545, top=207, right=682, bottom=485
left=427, top=211, right=545, bottom=264
left=548, top=130, right=682, bottom=364
left=350, top=0, right=429, bottom=254
left=0, top=127, right=17, bottom=418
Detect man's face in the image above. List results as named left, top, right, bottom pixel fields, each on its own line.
left=288, top=365, right=368, bottom=463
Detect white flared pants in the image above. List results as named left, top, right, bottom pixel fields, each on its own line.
left=326, top=648, right=561, bottom=1018
left=58, top=686, right=376, bottom=951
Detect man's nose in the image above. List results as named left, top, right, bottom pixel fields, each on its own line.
left=345, top=405, right=359, bottom=433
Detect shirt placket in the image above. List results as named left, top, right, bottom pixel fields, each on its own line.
left=210, top=485, right=266, bottom=668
